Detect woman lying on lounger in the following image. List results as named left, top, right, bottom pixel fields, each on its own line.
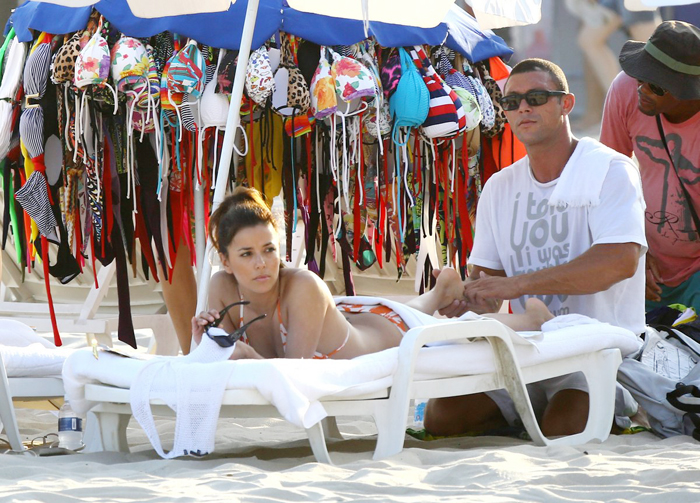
left=192, top=187, right=553, bottom=359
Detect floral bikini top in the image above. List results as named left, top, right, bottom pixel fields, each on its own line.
left=237, top=298, right=350, bottom=359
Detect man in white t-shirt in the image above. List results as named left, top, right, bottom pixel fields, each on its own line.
left=425, top=59, right=647, bottom=438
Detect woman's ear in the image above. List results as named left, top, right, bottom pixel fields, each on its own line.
left=219, top=251, right=233, bottom=274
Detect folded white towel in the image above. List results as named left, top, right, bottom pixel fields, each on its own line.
left=130, top=331, right=238, bottom=459
left=1, top=343, right=71, bottom=377
left=0, top=318, right=54, bottom=348
left=548, top=137, right=635, bottom=208
left=0, top=318, right=69, bottom=377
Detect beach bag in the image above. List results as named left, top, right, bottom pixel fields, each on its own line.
left=618, top=325, right=700, bottom=440
left=389, top=48, right=428, bottom=146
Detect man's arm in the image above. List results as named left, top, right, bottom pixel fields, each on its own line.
left=463, top=242, right=641, bottom=306
left=599, top=72, right=635, bottom=157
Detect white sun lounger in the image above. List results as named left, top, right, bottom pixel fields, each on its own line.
left=67, top=318, right=640, bottom=463
left=0, top=351, right=65, bottom=452
left=0, top=320, right=70, bottom=452
left=0, top=255, right=179, bottom=356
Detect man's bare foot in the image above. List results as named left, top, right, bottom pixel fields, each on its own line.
left=524, top=298, right=554, bottom=329
left=434, top=268, right=466, bottom=311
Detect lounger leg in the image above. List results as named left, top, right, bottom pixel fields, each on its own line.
left=93, top=411, right=130, bottom=453
left=570, top=349, right=621, bottom=444
left=517, top=349, right=621, bottom=446
left=490, top=338, right=550, bottom=446
left=373, top=401, right=411, bottom=460
left=306, top=422, right=333, bottom=464
left=82, top=411, right=102, bottom=452
left=0, top=400, right=23, bottom=452
left=321, top=417, right=343, bottom=440
left=0, top=354, right=23, bottom=452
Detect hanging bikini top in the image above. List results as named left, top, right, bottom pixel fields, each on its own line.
left=74, top=18, right=119, bottom=118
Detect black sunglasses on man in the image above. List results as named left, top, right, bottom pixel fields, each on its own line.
left=636, top=79, right=667, bottom=97
left=499, top=89, right=568, bottom=111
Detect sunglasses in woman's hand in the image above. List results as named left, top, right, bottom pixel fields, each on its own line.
left=205, top=301, right=266, bottom=348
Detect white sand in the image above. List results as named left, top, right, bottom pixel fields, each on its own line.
left=3, top=332, right=700, bottom=502
left=4, top=408, right=700, bottom=502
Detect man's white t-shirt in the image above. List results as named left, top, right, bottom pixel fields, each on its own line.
left=470, top=141, right=648, bottom=335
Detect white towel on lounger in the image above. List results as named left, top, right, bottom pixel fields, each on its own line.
left=129, top=330, right=238, bottom=458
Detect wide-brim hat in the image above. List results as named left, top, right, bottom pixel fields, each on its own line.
left=619, top=20, right=700, bottom=100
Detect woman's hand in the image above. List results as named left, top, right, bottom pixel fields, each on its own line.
left=191, top=309, right=221, bottom=345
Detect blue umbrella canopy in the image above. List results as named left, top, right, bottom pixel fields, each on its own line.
left=10, top=0, right=512, bottom=63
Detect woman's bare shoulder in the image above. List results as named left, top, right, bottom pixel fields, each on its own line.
left=210, top=270, right=236, bottom=288
left=282, top=267, right=325, bottom=286
left=281, top=268, right=331, bottom=301
left=208, top=271, right=237, bottom=307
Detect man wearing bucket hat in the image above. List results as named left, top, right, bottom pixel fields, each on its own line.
left=601, top=21, right=700, bottom=315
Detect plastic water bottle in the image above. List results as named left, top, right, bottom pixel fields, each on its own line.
left=58, top=400, right=83, bottom=450
left=413, top=399, right=428, bottom=429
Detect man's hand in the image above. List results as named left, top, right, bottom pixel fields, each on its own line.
left=463, top=271, right=521, bottom=312
left=435, top=269, right=505, bottom=317
left=437, top=297, right=470, bottom=318
left=433, top=268, right=469, bottom=317
left=645, top=254, right=663, bottom=302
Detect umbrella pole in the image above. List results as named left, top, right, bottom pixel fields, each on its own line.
left=194, top=171, right=204, bottom=283
left=195, top=0, right=261, bottom=314
left=195, top=127, right=241, bottom=286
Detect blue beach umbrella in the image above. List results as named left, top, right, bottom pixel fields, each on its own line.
left=10, top=1, right=512, bottom=63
